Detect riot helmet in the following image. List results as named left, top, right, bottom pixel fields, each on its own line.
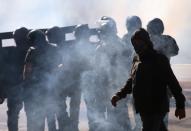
left=126, top=16, right=142, bottom=33
left=147, top=18, right=164, bottom=35
left=27, top=29, right=47, bottom=48
left=46, top=26, right=64, bottom=45
left=13, top=27, right=30, bottom=49
left=97, top=16, right=117, bottom=36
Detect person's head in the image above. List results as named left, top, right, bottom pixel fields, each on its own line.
left=131, top=28, right=153, bottom=56
left=147, top=18, right=164, bottom=35
left=74, top=24, right=90, bottom=41
left=126, top=16, right=142, bottom=33
left=27, top=29, right=47, bottom=48
left=13, top=27, right=30, bottom=50
left=97, top=16, right=117, bottom=39
left=46, top=26, right=64, bottom=45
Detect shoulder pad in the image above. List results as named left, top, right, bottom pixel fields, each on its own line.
left=162, top=35, right=176, bottom=44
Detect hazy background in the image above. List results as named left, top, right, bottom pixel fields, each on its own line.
left=0, top=0, right=191, bottom=63
left=0, top=1, right=191, bottom=130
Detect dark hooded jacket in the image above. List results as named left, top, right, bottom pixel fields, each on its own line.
left=116, top=49, right=185, bottom=114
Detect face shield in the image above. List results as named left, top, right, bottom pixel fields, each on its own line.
left=97, top=16, right=117, bottom=39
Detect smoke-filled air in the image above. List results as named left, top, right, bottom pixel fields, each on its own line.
left=0, top=0, right=190, bottom=131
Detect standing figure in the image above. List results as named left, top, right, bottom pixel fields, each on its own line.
left=122, top=16, right=143, bottom=131
left=147, top=18, right=179, bottom=129
left=67, top=24, right=92, bottom=131
left=111, top=28, right=186, bottom=131
left=95, top=16, right=131, bottom=131
left=5, top=27, right=29, bottom=131
left=147, top=18, right=179, bottom=60
left=122, top=16, right=142, bottom=60
left=46, top=26, right=70, bottom=131
left=77, top=25, right=100, bottom=131
left=23, top=29, right=58, bottom=131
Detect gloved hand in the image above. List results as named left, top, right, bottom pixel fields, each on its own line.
left=175, top=108, right=186, bottom=120
left=111, top=95, right=120, bottom=107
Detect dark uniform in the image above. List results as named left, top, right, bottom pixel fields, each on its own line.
left=46, top=26, right=70, bottom=131
left=24, top=43, right=59, bottom=131
left=95, top=16, right=131, bottom=131
left=64, top=25, right=92, bottom=131
left=4, top=27, right=30, bottom=131
left=23, top=30, right=59, bottom=131
left=3, top=46, right=26, bottom=131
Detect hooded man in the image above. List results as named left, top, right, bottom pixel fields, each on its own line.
left=111, top=28, right=186, bottom=131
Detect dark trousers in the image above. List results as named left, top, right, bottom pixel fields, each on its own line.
left=68, top=88, right=81, bottom=131
left=24, top=87, right=46, bottom=131
left=7, top=86, right=23, bottom=131
left=46, top=96, right=70, bottom=131
left=140, top=113, right=168, bottom=131
left=7, top=97, right=23, bottom=131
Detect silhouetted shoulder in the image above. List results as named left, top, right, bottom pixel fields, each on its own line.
left=162, top=35, right=176, bottom=43
left=156, top=52, right=170, bottom=67
left=162, top=35, right=179, bottom=56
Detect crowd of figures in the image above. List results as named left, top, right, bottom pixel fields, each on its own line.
left=0, top=15, right=179, bottom=131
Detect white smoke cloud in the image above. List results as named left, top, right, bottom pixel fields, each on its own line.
left=0, top=0, right=190, bottom=60
left=0, top=1, right=190, bottom=130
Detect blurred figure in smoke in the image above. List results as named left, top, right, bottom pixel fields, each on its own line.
left=111, top=28, right=186, bottom=131
left=23, top=29, right=58, bottom=131
left=77, top=25, right=101, bottom=131
left=46, top=26, right=70, bottom=131
left=63, top=24, right=93, bottom=131
left=3, top=27, right=30, bottom=131
left=147, top=18, right=179, bottom=129
left=147, top=18, right=179, bottom=60
left=95, top=16, right=131, bottom=131
left=122, top=15, right=143, bottom=131
left=122, top=16, right=142, bottom=60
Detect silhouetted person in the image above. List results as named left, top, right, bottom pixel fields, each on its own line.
left=75, top=24, right=99, bottom=131
left=122, top=16, right=143, bottom=131
left=46, top=26, right=70, bottom=131
left=122, top=16, right=142, bottom=60
left=96, top=16, right=131, bottom=131
left=3, top=27, right=29, bottom=131
left=147, top=18, right=179, bottom=60
left=147, top=18, right=179, bottom=129
left=23, top=29, right=58, bottom=131
left=111, top=28, right=186, bottom=131
left=65, top=24, right=92, bottom=131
